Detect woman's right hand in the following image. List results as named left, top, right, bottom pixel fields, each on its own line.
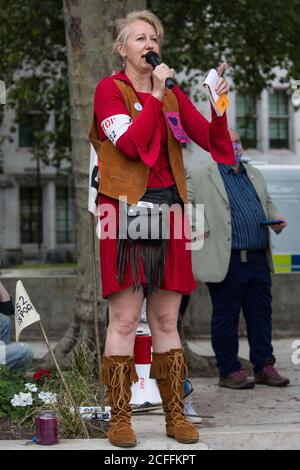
left=151, top=63, right=175, bottom=101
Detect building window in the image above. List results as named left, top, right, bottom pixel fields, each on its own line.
left=236, top=94, right=257, bottom=148
left=20, top=187, right=43, bottom=244
left=56, top=187, right=76, bottom=244
left=269, top=90, right=289, bottom=149
left=19, top=111, right=43, bottom=148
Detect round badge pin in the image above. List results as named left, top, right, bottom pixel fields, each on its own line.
left=134, top=102, right=143, bottom=111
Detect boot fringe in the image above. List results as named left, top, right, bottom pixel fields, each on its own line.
left=101, top=356, right=138, bottom=386
left=150, top=349, right=188, bottom=380
left=129, top=358, right=139, bottom=384
left=150, top=352, right=169, bottom=380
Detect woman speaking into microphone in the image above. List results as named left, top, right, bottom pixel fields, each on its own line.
left=90, top=10, right=234, bottom=448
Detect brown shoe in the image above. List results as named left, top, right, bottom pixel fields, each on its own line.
left=150, top=349, right=199, bottom=444
left=101, top=355, right=139, bottom=448
left=219, top=370, right=255, bottom=390
left=255, top=365, right=290, bottom=387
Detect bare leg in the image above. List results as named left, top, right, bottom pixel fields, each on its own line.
left=146, top=289, right=182, bottom=353
left=105, top=287, right=144, bottom=356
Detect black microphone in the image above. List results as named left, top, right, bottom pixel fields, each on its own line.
left=145, top=51, right=175, bottom=89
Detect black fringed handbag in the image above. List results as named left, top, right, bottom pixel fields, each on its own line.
left=117, top=185, right=182, bottom=293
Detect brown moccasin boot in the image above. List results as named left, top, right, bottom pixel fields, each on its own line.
left=150, top=348, right=199, bottom=444
left=101, top=355, right=138, bottom=448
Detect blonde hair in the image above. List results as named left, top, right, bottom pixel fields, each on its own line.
left=112, top=10, right=164, bottom=57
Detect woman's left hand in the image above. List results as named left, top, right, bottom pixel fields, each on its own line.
left=215, top=62, right=230, bottom=95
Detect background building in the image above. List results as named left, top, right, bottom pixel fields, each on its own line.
left=0, top=105, right=76, bottom=265
left=184, top=75, right=300, bottom=171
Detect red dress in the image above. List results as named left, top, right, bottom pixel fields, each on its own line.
left=94, top=71, right=235, bottom=299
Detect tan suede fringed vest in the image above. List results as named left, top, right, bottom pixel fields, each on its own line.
left=89, top=79, right=188, bottom=205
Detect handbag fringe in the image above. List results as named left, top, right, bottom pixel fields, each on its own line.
left=117, top=239, right=167, bottom=294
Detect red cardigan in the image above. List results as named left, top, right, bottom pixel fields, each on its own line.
left=94, top=70, right=235, bottom=187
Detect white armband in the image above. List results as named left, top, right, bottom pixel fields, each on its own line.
left=101, top=114, right=133, bottom=145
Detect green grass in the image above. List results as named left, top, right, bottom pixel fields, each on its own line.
left=2, top=342, right=106, bottom=439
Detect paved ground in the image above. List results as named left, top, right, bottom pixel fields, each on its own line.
left=188, top=338, right=300, bottom=450
left=0, top=337, right=299, bottom=450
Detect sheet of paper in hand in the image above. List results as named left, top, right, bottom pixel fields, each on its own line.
left=165, top=112, right=191, bottom=143
left=203, top=69, right=229, bottom=117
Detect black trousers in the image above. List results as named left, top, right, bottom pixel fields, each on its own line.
left=207, top=250, right=275, bottom=377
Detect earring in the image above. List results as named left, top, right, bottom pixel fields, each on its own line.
left=122, top=56, right=126, bottom=68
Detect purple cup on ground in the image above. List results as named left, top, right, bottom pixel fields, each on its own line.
left=35, top=410, right=59, bottom=445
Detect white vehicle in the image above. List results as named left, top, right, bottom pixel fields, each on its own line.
left=251, top=162, right=300, bottom=273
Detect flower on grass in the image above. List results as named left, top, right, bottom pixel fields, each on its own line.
left=25, top=383, right=38, bottom=393
left=11, top=392, right=33, bottom=407
left=33, top=370, right=51, bottom=382
left=38, top=391, right=57, bottom=405
left=11, top=388, right=57, bottom=408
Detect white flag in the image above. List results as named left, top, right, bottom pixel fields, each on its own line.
left=15, top=281, right=41, bottom=341
left=88, top=144, right=99, bottom=216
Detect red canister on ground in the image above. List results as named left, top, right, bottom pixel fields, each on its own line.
left=134, top=335, right=152, bottom=364
left=35, top=410, right=59, bottom=445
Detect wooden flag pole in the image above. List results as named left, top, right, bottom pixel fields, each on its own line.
left=89, top=214, right=105, bottom=409
left=37, top=321, right=90, bottom=439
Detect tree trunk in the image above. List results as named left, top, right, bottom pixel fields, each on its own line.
left=51, top=0, right=146, bottom=364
